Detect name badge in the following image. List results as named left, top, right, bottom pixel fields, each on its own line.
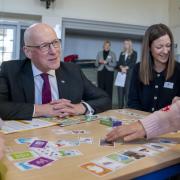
left=107, top=55, right=111, bottom=59
left=163, top=82, right=174, bottom=89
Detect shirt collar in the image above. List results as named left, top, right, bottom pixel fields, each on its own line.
left=31, top=62, right=56, bottom=77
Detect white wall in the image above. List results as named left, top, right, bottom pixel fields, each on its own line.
left=1, top=0, right=169, bottom=27
left=64, top=34, right=142, bottom=62
left=169, top=0, right=180, bottom=54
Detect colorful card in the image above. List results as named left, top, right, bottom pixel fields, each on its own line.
left=79, top=137, right=93, bottom=144
left=106, top=153, right=134, bottom=164
left=51, top=128, right=71, bottom=135
left=99, top=139, right=115, bottom=147
left=80, top=162, right=112, bottom=176
left=15, top=137, right=38, bottom=144
left=92, top=157, right=123, bottom=171
left=59, top=119, right=81, bottom=127
left=28, top=157, right=54, bottom=168
left=8, top=151, right=37, bottom=161
left=29, top=140, right=48, bottom=148
left=15, top=161, right=34, bottom=171
left=151, top=138, right=178, bottom=146
left=144, top=143, right=169, bottom=152
left=122, top=150, right=146, bottom=160
left=71, top=130, right=88, bottom=135
left=56, top=139, right=79, bottom=147
left=131, top=147, right=159, bottom=156
left=31, top=143, right=60, bottom=160
left=59, top=149, right=82, bottom=157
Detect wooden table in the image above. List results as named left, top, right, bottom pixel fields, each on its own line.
left=1, top=109, right=180, bottom=180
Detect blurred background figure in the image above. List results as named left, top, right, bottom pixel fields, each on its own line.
left=116, top=39, right=137, bottom=108
left=95, top=40, right=117, bottom=101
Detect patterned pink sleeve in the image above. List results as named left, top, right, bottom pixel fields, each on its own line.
left=140, top=101, right=180, bottom=139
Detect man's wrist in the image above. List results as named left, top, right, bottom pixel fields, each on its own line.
left=33, top=104, right=46, bottom=117
left=81, top=102, right=94, bottom=115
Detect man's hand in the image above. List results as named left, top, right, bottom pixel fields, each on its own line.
left=106, top=121, right=146, bottom=142
left=54, top=103, right=86, bottom=118
left=34, top=99, right=86, bottom=118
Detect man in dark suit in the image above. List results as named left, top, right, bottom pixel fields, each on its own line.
left=0, top=23, right=111, bottom=120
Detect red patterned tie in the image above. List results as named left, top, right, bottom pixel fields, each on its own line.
left=40, top=73, right=52, bottom=104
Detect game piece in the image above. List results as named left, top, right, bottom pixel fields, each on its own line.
left=100, top=117, right=122, bottom=127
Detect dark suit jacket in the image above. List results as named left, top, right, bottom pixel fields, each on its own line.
left=0, top=59, right=111, bottom=120
left=116, top=50, right=137, bottom=71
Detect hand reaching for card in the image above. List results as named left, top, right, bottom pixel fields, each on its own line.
left=106, top=121, right=146, bottom=142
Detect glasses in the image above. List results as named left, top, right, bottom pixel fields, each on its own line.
left=26, top=39, right=60, bottom=53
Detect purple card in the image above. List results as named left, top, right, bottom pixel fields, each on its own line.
left=28, top=157, right=54, bottom=167
left=29, top=140, right=48, bottom=148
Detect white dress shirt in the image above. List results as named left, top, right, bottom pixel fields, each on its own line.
left=31, top=63, right=94, bottom=115
left=31, top=63, right=59, bottom=104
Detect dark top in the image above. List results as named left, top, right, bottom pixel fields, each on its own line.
left=103, top=50, right=110, bottom=60
left=116, top=50, right=137, bottom=71
left=0, top=59, right=111, bottom=120
left=128, top=62, right=180, bottom=112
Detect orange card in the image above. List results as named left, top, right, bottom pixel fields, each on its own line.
left=80, top=162, right=112, bottom=176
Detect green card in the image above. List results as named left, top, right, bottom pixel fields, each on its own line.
left=8, top=151, right=36, bottom=161
left=106, top=153, right=134, bottom=164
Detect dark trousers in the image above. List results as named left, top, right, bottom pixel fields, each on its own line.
left=97, top=68, right=114, bottom=100
left=117, top=70, right=133, bottom=108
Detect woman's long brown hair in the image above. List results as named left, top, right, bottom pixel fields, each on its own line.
left=139, top=24, right=175, bottom=85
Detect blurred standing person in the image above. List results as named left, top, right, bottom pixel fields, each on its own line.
left=95, top=40, right=117, bottom=101
left=117, top=39, right=137, bottom=108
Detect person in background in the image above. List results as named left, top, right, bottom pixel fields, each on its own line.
left=117, top=39, right=137, bottom=108
left=128, top=24, right=180, bottom=112
left=95, top=40, right=117, bottom=101
left=0, top=23, right=111, bottom=120
left=106, top=96, right=180, bottom=142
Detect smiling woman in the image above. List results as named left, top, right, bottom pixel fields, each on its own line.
left=127, top=23, right=180, bottom=113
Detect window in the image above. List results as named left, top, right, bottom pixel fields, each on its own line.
left=0, top=21, right=35, bottom=65
left=0, top=25, right=16, bottom=64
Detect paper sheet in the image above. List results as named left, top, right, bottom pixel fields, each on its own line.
left=0, top=119, right=56, bottom=134
left=114, top=72, right=126, bottom=87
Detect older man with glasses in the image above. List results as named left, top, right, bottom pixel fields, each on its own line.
left=0, top=23, right=111, bottom=120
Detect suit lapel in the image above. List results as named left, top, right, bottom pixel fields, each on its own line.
left=20, top=60, right=35, bottom=103
left=55, top=66, right=69, bottom=99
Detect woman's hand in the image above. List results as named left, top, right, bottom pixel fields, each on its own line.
left=106, top=121, right=146, bottom=142
left=172, top=96, right=180, bottom=104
